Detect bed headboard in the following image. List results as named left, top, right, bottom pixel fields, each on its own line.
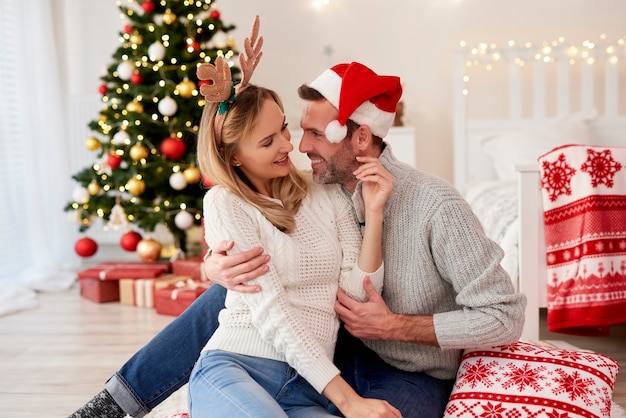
left=453, top=38, right=626, bottom=195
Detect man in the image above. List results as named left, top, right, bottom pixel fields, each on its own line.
left=70, top=62, right=526, bottom=418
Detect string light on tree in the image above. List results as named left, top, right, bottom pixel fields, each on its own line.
left=65, top=0, right=241, bottom=257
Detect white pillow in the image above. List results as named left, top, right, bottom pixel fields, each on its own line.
left=481, top=112, right=596, bottom=182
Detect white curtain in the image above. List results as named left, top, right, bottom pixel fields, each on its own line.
left=0, top=0, right=78, bottom=316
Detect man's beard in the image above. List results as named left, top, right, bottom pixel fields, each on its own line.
left=312, top=144, right=358, bottom=187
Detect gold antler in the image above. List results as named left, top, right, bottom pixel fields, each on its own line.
left=197, top=56, right=233, bottom=102
left=238, top=15, right=263, bottom=91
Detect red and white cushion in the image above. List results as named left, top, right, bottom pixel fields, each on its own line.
left=444, top=341, right=619, bottom=418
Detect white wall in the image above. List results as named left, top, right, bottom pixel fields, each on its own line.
left=57, top=0, right=626, bottom=183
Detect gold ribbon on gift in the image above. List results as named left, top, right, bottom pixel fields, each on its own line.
left=170, top=279, right=211, bottom=300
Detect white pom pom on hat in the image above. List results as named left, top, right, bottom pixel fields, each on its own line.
left=308, top=62, right=402, bottom=143
left=325, top=120, right=348, bottom=143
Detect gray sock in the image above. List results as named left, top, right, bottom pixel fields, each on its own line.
left=68, top=389, right=126, bottom=418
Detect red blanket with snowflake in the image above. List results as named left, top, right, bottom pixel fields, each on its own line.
left=538, top=144, right=626, bottom=336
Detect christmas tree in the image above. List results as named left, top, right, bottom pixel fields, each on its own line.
left=65, top=0, right=240, bottom=260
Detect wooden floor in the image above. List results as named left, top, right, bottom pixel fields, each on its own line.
left=0, top=285, right=175, bottom=417
left=0, top=287, right=624, bottom=417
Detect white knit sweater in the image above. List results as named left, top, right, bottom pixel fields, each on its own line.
left=201, top=179, right=384, bottom=393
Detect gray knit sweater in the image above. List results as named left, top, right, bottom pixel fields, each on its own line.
left=349, top=145, right=527, bottom=380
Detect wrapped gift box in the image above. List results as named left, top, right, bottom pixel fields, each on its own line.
left=79, top=279, right=120, bottom=303
left=78, top=261, right=171, bottom=280
left=172, top=256, right=204, bottom=281
left=154, top=274, right=194, bottom=290
left=154, top=278, right=211, bottom=316
left=78, top=261, right=171, bottom=303
left=119, top=278, right=156, bottom=307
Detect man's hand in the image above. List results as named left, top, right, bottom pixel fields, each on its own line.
left=335, top=277, right=439, bottom=346
left=203, top=240, right=270, bottom=293
left=334, top=277, right=393, bottom=340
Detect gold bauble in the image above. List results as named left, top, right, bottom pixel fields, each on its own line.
left=129, top=144, right=149, bottom=161
left=126, top=178, right=146, bottom=196
left=130, top=32, right=143, bottom=45
left=163, top=9, right=177, bottom=25
left=86, top=136, right=101, bottom=151
left=176, top=79, right=196, bottom=99
left=183, top=166, right=201, bottom=184
left=126, top=100, right=144, bottom=113
left=136, top=238, right=162, bottom=262
left=87, top=181, right=101, bottom=195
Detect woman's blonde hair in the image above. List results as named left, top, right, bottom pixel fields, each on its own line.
left=197, top=84, right=308, bottom=233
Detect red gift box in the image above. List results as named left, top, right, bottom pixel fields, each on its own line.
left=154, top=278, right=211, bottom=316
left=78, top=261, right=171, bottom=303
left=78, top=261, right=171, bottom=280
left=172, top=256, right=204, bottom=281
left=79, top=279, right=120, bottom=303
left=119, top=278, right=156, bottom=307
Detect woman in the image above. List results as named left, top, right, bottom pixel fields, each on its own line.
left=189, top=81, right=400, bottom=418
left=189, top=17, right=400, bottom=415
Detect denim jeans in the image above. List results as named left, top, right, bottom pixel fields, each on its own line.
left=106, top=284, right=228, bottom=417
left=332, top=325, right=455, bottom=418
left=106, top=284, right=454, bottom=417
left=189, top=350, right=335, bottom=417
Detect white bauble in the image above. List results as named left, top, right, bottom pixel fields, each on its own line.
left=148, top=41, right=166, bottom=61
left=112, top=130, right=131, bottom=145
left=117, top=61, right=134, bottom=80
left=72, top=186, right=90, bottom=204
left=174, top=211, right=194, bottom=230
left=212, top=31, right=228, bottom=49
left=169, top=172, right=187, bottom=190
left=158, top=96, right=178, bottom=116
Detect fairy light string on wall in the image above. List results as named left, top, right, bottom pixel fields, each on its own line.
left=457, top=34, right=626, bottom=97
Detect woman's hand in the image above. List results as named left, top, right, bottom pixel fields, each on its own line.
left=354, top=156, right=393, bottom=214
left=324, top=376, right=403, bottom=418
left=342, top=397, right=403, bottom=418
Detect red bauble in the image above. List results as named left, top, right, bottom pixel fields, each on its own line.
left=75, top=237, right=98, bottom=257
left=120, top=230, right=143, bottom=252
left=124, top=24, right=133, bottom=34
left=210, top=10, right=221, bottom=19
left=160, top=137, right=187, bottom=160
left=141, top=0, right=155, bottom=13
left=198, top=79, right=212, bottom=88
left=188, top=40, right=200, bottom=53
left=107, top=154, right=122, bottom=169
left=98, top=84, right=107, bottom=95
left=201, top=176, right=214, bottom=188
left=130, top=73, right=143, bottom=85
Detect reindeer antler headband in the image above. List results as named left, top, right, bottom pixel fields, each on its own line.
left=197, top=15, right=263, bottom=147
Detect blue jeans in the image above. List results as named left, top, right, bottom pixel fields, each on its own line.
left=106, top=284, right=228, bottom=417
left=189, top=350, right=335, bottom=417
left=106, top=284, right=454, bottom=417
left=332, top=325, right=455, bottom=418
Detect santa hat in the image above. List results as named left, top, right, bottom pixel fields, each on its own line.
left=309, top=62, right=402, bottom=142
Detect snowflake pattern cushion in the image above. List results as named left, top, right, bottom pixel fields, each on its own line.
left=443, top=341, right=619, bottom=418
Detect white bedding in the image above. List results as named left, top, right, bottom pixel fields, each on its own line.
left=465, top=181, right=519, bottom=291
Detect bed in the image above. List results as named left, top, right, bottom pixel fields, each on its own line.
left=452, top=37, right=626, bottom=341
